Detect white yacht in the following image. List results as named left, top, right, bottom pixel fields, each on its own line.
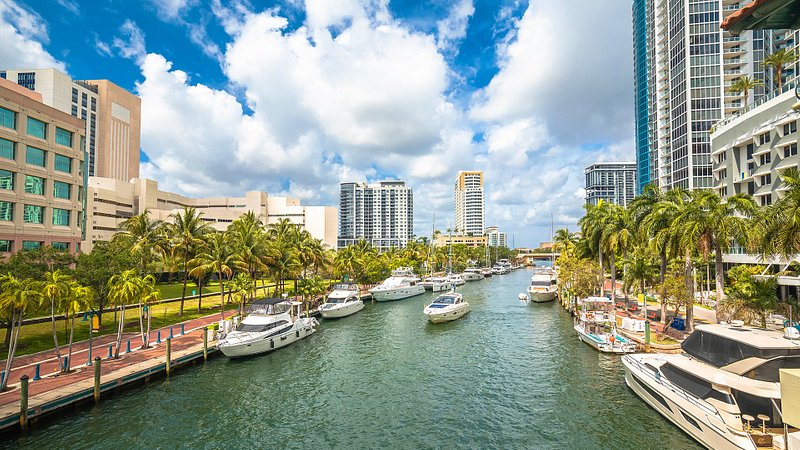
left=423, top=291, right=470, bottom=323
left=369, top=267, right=426, bottom=301
left=461, top=268, right=484, bottom=282
left=491, top=264, right=509, bottom=275
left=527, top=269, right=557, bottom=303
left=574, top=297, right=635, bottom=353
left=420, top=276, right=450, bottom=292
left=319, top=282, right=364, bottom=319
left=446, top=273, right=465, bottom=286
left=480, top=267, right=493, bottom=278
left=623, top=323, right=800, bottom=450
left=218, top=299, right=317, bottom=358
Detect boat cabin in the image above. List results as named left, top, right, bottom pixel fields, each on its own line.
left=248, top=298, right=293, bottom=316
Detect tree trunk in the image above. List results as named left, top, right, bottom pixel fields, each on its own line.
left=180, top=256, right=188, bottom=316
left=66, top=311, right=76, bottom=372
left=1, top=319, right=10, bottom=351
left=685, top=248, right=695, bottom=333
left=145, top=311, right=151, bottom=349
left=219, top=272, right=226, bottom=322
left=114, top=305, right=125, bottom=358
left=1, top=309, right=16, bottom=391
left=714, top=245, right=724, bottom=306
left=598, top=251, right=604, bottom=296
left=138, top=301, right=146, bottom=346
left=610, top=252, right=617, bottom=301
left=659, top=250, right=667, bottom=324
left=50, top=296, right=62, bottom=363
left=197, top=278, right=203, bottom=313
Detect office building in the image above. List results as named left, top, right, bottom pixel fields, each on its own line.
left=485, top=226, right=507, bottom=248
left=454, top=170, right=485, bottom=236
left=338, top=181, right=413, bottom=250
left=434, top=234, right=486, bottom=248
left=0, top=68, right=141, bottom=181
left=84, top=177, right=337, bottom=251
left=631, top=0, right=797, bottom=191
left=0, top=78, right=86, bottom=254
left=584, top=162, right=637, bottom=207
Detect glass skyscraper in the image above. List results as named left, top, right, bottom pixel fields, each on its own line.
left=632, top=0, right=652, bottom=194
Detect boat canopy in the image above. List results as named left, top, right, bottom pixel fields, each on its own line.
left=682, top=327, right=800, bottom=368
left=433, top=294, right=459, bottom=305
left=331, top=282, right=359, bottom=291
left=248, top=298, right=292, bottom=315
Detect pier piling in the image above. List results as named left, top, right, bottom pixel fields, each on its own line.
left=169, top=327, right=174, bottom=339
left=126, top=340, right=131, bottom=354
left=107, top=345, right=113, bottom=359
left=19, top=375, right=28, bottom=432
left=180, top=324, right=185, bottom=335
left=165, top=338, right=172, bottom=377
left=157, top=330, right=161, bottom=344
left=32, top=364, right=40, bottom=381
left=93, top=357, right=101, bottom=403
left=202, top=327, right=208, bottom=361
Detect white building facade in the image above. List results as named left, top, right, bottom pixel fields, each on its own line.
left=584, top=162, right=637, bottom=207
left=338, top=181, right=413, bottom=250
left=454, top=170, right=485, bottom=236
left=485, top=226, right=508, bottom=248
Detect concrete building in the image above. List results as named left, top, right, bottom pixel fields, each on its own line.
left=454, top=170, right=484, bottom=236
left=84, top=177, right=337, bottom=252
left=584, top=162, right=637, bottom=207
left=485, top=226, right=507, bottom=248
left=0, top=78, right=86, bottom=254
left=434, top=234, right=486, bottom=248
left=338, top=180, right=413, bottom=250
left=0, top=68, right=141, bottom=181
left=631, top=0, right=798, bottom=191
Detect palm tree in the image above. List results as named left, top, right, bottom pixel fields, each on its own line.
left=230, top=272, right=254, bottom=316
left=169, top=207, right=211, bottom=315
left=140, top=274, right=160, bottom=348
left=42, top=270, right=72, bottom=365
left=622, top=249, right=659, bottom=300
left=117, top=210, right=164, bottom=276
left=756, top=168, right=800, bottom=260
left=107, top=270, right=143, bottom=358
left=553, top=228, right=579, bottom=257
left=0, top=275, right=41, bottom=391
left=729, top=76, right=764, bottom=110
left=190, top=232, right=236, bottom=321
left=763, top=49, right=798, bottom=92
left=229, top=211, right=267, bottom=293
left=64, top=283, right=92, bottom=372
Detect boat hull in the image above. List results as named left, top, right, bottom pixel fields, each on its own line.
left=218, top=319, right=317, bottom=358
left=574, top=324, right=635, bottom=353
left=425, top=304, right=470, bottom=323
left=462, top=273, right=483, bottom=282
left=528, top=290, right=556, bottom=303
left=371, top=285, right=426, bottom=301
left=319, top=301, right=364, bottom=319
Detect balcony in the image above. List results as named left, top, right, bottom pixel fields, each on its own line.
left=724, top=58, right=748, bottom=67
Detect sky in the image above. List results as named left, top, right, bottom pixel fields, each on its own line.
left=0, top=0, right=635, bottom=247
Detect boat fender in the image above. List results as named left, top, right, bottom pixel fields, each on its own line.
left=587, top=313, right=595, bottom=321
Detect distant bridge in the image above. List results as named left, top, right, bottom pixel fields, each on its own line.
left=516, top=252, right=560, bottom=262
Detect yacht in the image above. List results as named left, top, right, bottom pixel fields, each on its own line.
left=491, top=264, right=509, bottom=275
left=462, top=268, right=484, bottom=282
left=319, top=282, right=363, bottom=319
left=623, top=323, right=800, bottom=449
left=369, top=267, right=426, bottom=301
left=446, top=273, right=465, bottom=286
left=420, top=276, right=450, bottom=292
left=527, top=269, right=557, bottom=302
left=218, top=299, right=317, bottom=358
left=423, top=291, right=470, bottom=323
left=480, top=267, right=493, bottom=278
left=574, top=297, right=635, bottom=353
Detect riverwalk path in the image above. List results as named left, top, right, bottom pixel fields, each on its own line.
left=0, top=312, right=223, bottom=433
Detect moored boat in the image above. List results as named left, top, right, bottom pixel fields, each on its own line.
left=423, top=291, right=470, bottom=323
left=420, top=276, right=450, bottom=292
left=574, top=297, right=635, bottom=353
left=319, top=282, right=364, bottom=319
left=527, top=269, right=557, bottom=303
left=369, top=267, right=426, bottom=301
left=218, top=299, right=317, bottom=358
left=462, top=268, right=484, bottom=281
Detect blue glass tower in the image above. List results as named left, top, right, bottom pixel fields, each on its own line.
left=632, top=0, right=650, bottom=194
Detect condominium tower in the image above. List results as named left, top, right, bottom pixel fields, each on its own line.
left=454, top=170, right=485, bottom=236
left=485, top=226, right=508, bottom=248
left=631, top=0, right=792, bottom=191
left=338, top=181, right=414, bottom=250
left=0, top=68, right=141, bottom=182
left=584, top=162, right=637, bottom=207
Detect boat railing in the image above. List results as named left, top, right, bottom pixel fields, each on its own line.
left=625, top=356, right=724, bottom=422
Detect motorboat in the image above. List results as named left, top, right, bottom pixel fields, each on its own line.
left=461, top=268, right=484, bottom=282
left=420, top=276, right=450, bottom=292
left=574, top=297, right=635, bottom=353
left=446, top=273, right=465, bottom=286
left=623, top=323, right=800, bottom=449
left=369, top=267, right=426, bottom=301
left=424, top=291, right=470, bottom=323
left=518, top=293, right=530, bottom=302
left=480, top=267, right=493, bottom=278
left=527, top=269, right=557, bottom=303
left=491, top=264, right=509, bottom=275
left=218, top=299, right=317, bottom=358
left=319, top=282, right=364, bottom=319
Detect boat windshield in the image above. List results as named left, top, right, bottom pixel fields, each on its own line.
left=249, top=302, right=291, bottom=315
left=744, top=356, right=800, bottom=382
left=327, top=296, right=353, bottom=304
left=331, top=283, right=358, bottom=291
left=434, top=296, right=458, bottom=305
left=235, top=320, right=289, bottom=333
left=530, top=280, right=551, bottom=287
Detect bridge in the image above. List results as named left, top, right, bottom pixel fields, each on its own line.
left=515, top=252, right=560, bottom=265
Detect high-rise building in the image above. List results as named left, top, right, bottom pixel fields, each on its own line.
left=485, top=226, right=507, bottom=248
left=454, top=170, right=485, bottom=236
left=338, top=181, right=413, bottom=250
left=632, top=0, right=792, bottom=191
left=0, top=78, right=86, bottom=254
left=584, top=162, right=637, bottom=207
left=0, top=68, right=141, bottom=182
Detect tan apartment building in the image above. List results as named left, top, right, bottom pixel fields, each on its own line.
left=454, top=170, right=484, bottom=236
left=0, top=69, right=140, bottom=181
left=84, top=177, right=338, bottom=252
left=0, top=78, right=85, bottom=254
left=434, top=234, right=486, bottom=248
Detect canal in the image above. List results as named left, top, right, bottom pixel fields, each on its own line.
left=6, top=269, right=700, bottom=449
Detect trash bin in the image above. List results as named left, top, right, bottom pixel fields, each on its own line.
left=671, top=317, right=685, bottom=331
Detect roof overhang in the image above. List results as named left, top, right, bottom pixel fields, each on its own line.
left=722, top=0, right=800, bottom=35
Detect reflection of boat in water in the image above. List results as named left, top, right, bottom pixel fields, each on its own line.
left=369, top=267, right=426, bottom=301
left=424, top=291, right=470, bottom=323
left=218, top=299, right=317, bottom=358
left=623, top=323, right=800, bottom=449
left=319, top=282, right=363, bottom=319
left=574, top=297, right=634, bottom=353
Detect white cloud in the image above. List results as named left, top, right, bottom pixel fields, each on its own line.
left=436, top=0, right=474, bottom=55
left=113, top=20, right=147, bottom=64
left=0, top=0, right=65, bottom=71
left=150, top=0, right=193, bottom=20
left=57, top=0, right=80, bottom=16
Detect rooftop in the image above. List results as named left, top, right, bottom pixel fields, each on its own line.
left=696, top=323, right=800, bottom=350
left=721, top=0, right=800, bottom=34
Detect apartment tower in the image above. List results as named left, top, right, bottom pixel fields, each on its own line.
left=454, top=170, right=484, bottom=236
left=584, top=162, right=637, bottom=207
left=338, top=181, right=414, bottom=250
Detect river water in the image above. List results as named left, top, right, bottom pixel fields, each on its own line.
left=7, top=268, right=700, bottom=449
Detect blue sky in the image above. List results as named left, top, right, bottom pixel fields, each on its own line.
left=1, top=0, right=635, bottom=246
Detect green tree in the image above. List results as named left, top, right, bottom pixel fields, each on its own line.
left=168, top=207, right=211, bottom=316
left=729, top=76, right=764, bottom=110
left=230, top=272, right=255, bottom=316
left=116, top=210, right=164, bottom=276
left=0, top=275, right=41, bottom=391
left=190, top=232, right=236, bottom=321
left=74, top=240, right=136, bottom=326
left=622, top=249, right=659, bottom=298
left=64, top=283, right=92, bottom=372
left=756, top=168, right=800, bottom=260
left=721, top=265, right=778, bottom=327
left=42, top=270, right=73, bottom=365
left=107, top=270, right=143, bottom=358
left=763, top=49, right=798, bottom=92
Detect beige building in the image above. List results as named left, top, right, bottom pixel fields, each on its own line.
left=0, top=69, right=140, bottom=181
left=84, top=177, right=337, bottom=252
left=0, top=78, right=86, bottom=254
left=434, top=234, right=486, bottom=248
left=454, top=170, right=484, bottom=236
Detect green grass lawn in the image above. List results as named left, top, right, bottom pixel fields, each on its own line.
left=154, top=278, right=298, bottom=300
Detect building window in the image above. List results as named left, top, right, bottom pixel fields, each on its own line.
left=759, top=133, right=771, bottom=145
left=81, top=92, right=87, bottom=107
left=55, top=127, right=73, bottom=147
left=21, top=241, right=42, bottom=251
left=52, top=208, right=70, bottom=226
left=0, top=71, right=5, bottom=79
left=24, top=175, right=44, bottom=195
left=784, top=144, right=799, bottom=158
left=71, top=88, right=78, bottom=103
left=81, top=109, right=86, bottom=120
left=51, top=241, right=69, bottom=251
left=0, top=106, right=16, bottom=129
left=91, top=98, right=96, bottom=111
left=17, top=72, right=35, bottom=90
left=26, top=117, right=46, bottom=139
left=25, top=146, right=45, bottom=167
left=53, top=181, right=71, bottom=199
left=0, top=240, right=11, bottom=252
left=759, top=153, right=771, bottom=165
left=0, top=138, right=14, bottom=160
left=0, top=170, right=13, bottom=190
left=785, top=121, right=798, bottom=135
left=23, top=205, right=44, bottom=224
left=54, top=154, right=72, bottom=173
left=0, top=202, right=12, bottom=221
